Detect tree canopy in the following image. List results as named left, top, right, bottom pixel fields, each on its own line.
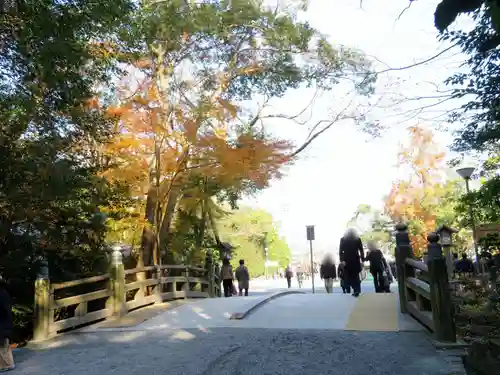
left=349, top=126, right=472, bottom=258
left=217, top=206, right=291, bottom=277
left=2, top=0, right=374, bottom=341
left=424, top=1, right=500, bottom=223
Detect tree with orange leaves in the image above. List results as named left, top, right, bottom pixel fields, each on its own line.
left=104, top=72, right=292, bottom=266
left=98, top=0, right=374, bottom=267
left=384, top=125, right=447, bottom=257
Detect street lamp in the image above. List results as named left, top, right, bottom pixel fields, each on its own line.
left=456, top=166, right=482, bottom=273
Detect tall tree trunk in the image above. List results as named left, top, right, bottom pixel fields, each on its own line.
left=195, top=198, right=207, bottom=254
left=158, top=185, right=181, bottom=263
left=136, top=185, right=157, bottom=280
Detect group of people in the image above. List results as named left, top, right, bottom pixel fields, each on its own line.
left=333, top=229, right=393, bottom=296
left=284, top=229, right=394, bottom=296
left=220, top=258, right=251, bottom=297
left=452, top=251, right=498, bottom=277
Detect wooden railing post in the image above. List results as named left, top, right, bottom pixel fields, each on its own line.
left=205, top=252, right=214, bottom=297
left=426, top=232, right=456, bottom=343
left=395, top=223, right=413, bottom=314
left=154, top=265, right=162, bottom=303
left=33, top=259, right=50, bottom=342
left=214, top=263, right=221, bottom=297
left=109, top=248, right=126, bottom=318
left=183, top=266, right=190, bottom=299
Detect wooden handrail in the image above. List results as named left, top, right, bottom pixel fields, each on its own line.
left=51, top=274, right=110, bottom=290
left=405, top=258, right=428, bottom=273
left=33, top=261, right=221, bottom=341
left=395, top=225, right=456, bottom=343
left=124, top=266, right=157, bottom=275
left=406, top=277, right=431, bottom=300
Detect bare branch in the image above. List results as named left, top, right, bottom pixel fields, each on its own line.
left=397, top=1, right=414, bottom=20
left=371, top=45, right=458, bottom=75
left=289, top=94, right=359, bottom=158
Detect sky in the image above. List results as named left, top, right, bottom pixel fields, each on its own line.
left=240, top=0, right=472, bottom=255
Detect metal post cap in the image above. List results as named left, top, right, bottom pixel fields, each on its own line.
left=395, top=223, right=408, bottom=231
left=427, top=232, right=440, bottom=243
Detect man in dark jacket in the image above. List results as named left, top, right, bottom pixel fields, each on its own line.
left=285, top=265, right=293, bottom=288
left=235, top=259, right=250, bottom=296
left=339, top=229, right=365, bottom=297
left=455, top=253, right=474, bottom=276
left=320, top=254, right=337, bottom=293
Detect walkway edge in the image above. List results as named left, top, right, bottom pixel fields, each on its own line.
left=230, top=290, right=305, bottom=320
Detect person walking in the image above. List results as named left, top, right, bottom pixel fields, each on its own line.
left=0, top=277, right=14, bottom=372
left=339, top=229, right=365, bottom=297
left=320, top=254, right=337, bottom=293
left=285, top=265, right=293, bottom=288
left=296, top=265, right=304, bottom=288
left=456, top=253, right=474, bottom=277
left=235, top=259, right=250, bottom=296
left=220, top=257, right=234, bottom=298
left=337, top=262, right=350, bottom=294
left=365, top=241, right=389, bottom=293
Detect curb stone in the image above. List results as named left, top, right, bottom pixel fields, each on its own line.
left=434, top=345, right=468, bottom=375
left=426, top=337, right=468, bottom=375
left=230, top=290, right=305, bottom=320
left=438, top=350, right=468, bottom=375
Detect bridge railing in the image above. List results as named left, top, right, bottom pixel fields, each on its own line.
left=395, top=223, right=456, bottom=343
left=32, top=248, right=221, bottom=342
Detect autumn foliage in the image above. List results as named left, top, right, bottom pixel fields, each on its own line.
left=99, top=66, right=293, bottom=265
left=385, top=125, right=446, bottom=257
left=103, top=73, right=292, bottom=196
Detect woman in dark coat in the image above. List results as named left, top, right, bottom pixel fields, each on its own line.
left=365, top=241, right=389, bottom=293
left=339, top=229, right=365, bottom=297
left=220, top=257, right=234, bottom=297
left=319, top=254, right=337, bottom=293
left=337, top=262, right=350, bottom=294
left=0, top=276, right=14, bottom=371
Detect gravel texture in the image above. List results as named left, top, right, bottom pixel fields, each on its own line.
left=14, top=328, right=463, bottom=375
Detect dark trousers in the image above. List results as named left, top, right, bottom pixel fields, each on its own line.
left=239, top=288, right=248, bottom=296
left=372, top=270, right=384, bottom=293
left=346, top=271, right=361, bottom=294
left=286, top=277, right=291, bottom=288
left=223, top=279, right=233, bottom=297
left=340, top=279, right=350, bottom=293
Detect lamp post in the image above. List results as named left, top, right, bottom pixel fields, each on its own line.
left=306, top=225, right=316, bottom=294
left=456, top=167, right=482, bottom=273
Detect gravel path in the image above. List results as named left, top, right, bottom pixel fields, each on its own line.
left=14, top=328, right=461, bottom=375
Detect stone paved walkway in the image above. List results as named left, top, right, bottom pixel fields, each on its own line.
left=14, top=328, right=463, bottom=375
left=12, top=281, right=465, bottom=375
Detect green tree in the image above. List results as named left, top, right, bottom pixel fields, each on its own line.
left=111, top=0, right=373, bottom=269
left=434, top=4, right=500, bottom=232
left=217, top=207, right=291, bottom=277
left=0, top=0, right=135, bottom=341
left=347, top=204, right=395, bottom=252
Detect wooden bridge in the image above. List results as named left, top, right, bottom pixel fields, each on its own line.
left=394, top=223, right=457, bottom=343
left=32, top=249, right=221, bottom=342
left=30, top=223, right=459, bottom=346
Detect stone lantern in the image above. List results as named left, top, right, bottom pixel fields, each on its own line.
left=436, top=225, right=458, bottom=278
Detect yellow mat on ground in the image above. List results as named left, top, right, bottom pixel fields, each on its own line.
left=345, top=293, right=398, bottom=331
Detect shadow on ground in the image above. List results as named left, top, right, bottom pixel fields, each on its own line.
left=14, top=328, right=462, bottom=375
